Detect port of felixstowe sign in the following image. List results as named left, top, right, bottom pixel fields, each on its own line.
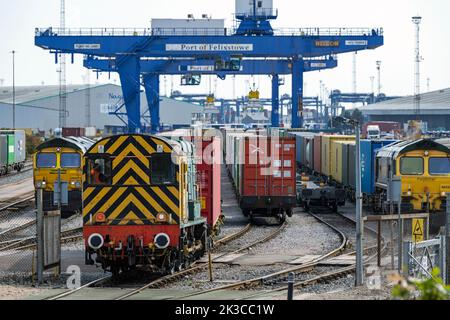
left=166, top=44, right=253, bottom=52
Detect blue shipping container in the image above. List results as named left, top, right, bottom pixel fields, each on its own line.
left=360, top=140, right=398, bottom=194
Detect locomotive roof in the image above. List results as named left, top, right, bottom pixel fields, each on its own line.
left=86, top=134, right=191, bottom=155
left=376, top=139, right=450, bottom=158
left=36, top=136, right=95, bottom=153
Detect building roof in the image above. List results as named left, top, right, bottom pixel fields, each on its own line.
left=362, top=88, right=450, bottom=115
left=0, top=84, right=115, bottom=105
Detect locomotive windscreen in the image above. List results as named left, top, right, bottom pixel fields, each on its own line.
left=429, top=158, right=450, bottom=175
left=61, top=153, right=81, bottom=168
left=87, top=157, right=112, bottom=185
left=36, top=153, right=56, bottom=168
left=151, top=154, right=176, bottom=185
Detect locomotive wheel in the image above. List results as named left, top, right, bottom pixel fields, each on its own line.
left=111, top=265, right=120, bottom=277
left=332, top=204, right=338, bottom=213
left=278, top=211, right=287, bottom=225
left=304, top=203, right=310, bottom=212
left=286, top=208, right=293, bottom=218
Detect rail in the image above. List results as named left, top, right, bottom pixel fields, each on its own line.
left=35, top=27, right=383, bottom=37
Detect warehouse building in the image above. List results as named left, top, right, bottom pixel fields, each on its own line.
left=0, top=84, right=203, bottom=132
left=361, top=88, right=450, bottom=130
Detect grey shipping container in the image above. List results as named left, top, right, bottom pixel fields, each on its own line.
left=0, top=135, right=7, bottom=168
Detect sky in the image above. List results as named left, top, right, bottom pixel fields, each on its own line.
left=0, top=0, right=449, bottom=102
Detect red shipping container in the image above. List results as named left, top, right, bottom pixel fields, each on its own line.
left=196, top=136, right=222, bottom=227
left=241, top=136, right=296, bottom=200
left=362, top=121, right=401, bottom=137
left=313, top=135, right=322, bottom=173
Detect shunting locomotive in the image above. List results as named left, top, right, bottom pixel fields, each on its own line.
left=83, top=134, right=213, bottom=275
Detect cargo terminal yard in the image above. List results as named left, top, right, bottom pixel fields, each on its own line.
left=1, top=0, right=450, bottom=306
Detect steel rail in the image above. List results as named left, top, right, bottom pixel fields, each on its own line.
left=115, top=222, right=283, bottom=300
left=168, top=211, right=349, bottom=300
left=45, top=275, right=112, bottom=301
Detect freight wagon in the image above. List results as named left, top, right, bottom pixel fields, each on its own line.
left=0, top=130, right=26, bottom=175
left=227, top=133, right=297, bottom=223
left=158, top=129, right=223, bottom=237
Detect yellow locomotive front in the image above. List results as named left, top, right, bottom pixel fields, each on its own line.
left=376, top=139, right=450, bottom=228
left=396, top=149, right=450, bottom=212
left=33, top=137, right=93, bottom=216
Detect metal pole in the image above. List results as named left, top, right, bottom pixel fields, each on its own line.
left=355, top=122, right=364, bottom=286
left=398, top=198, right=403, bottom=273
left=287, top=272, right=294, bottom=300
left=440, top=227, right=446, bottom=283
left=36, top=188, right=44, bottom=285
left=11, top=50, right=16, bottom=129
left=446, top=194, right=450, bottom=284
left=377, top=221, right=381, bottom=267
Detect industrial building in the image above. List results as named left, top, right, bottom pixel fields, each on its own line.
left=0, top=84, right=203, bottom=132
left=361, top=88, right=450, bottom=130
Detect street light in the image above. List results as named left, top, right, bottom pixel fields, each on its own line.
left=376, top=60, right=382, bottom=97
left=10, top=50, right=16, bottom=129
left=334, top=116, right=364, bottom=286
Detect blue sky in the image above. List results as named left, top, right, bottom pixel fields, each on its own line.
left=0, top=0, right=448, bottom=100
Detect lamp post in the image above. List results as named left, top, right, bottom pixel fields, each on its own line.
left=376, top=60, right=382, bottom=97
left=11, top=50, right=16, bottom=129
left=334, top=116, right=364, bottom=286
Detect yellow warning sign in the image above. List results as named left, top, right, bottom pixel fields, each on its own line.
left=412, top=219, right=424, bottom=243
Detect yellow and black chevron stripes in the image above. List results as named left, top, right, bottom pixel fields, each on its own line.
left=87, top=135, right=173, bottom=155
left=83, top=186, right=180, bottom=225
left=82, top=134, right=184, bottom=226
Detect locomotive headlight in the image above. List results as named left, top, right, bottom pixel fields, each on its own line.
left=35, top=181, right=46, bottom=188
left=424, top=151, right=429, bottom=156
left=407, top=191, right=412, bottom=197
left=154, top=233, right=170, bottom=249
left=88, top=233, right=104, bottom=250
left=156, top=212, right=168, bottom=222
left=441, top=191, right=446, bottom=197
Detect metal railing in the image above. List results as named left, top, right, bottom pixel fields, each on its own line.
left=35, top=27, right=383, bottom=37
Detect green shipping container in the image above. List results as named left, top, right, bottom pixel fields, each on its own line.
left=7, top=135, right=15, bottom=165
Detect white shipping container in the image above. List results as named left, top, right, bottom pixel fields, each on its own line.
left=85, top=127, right=97, bottom=137
left=151, top=19, right=225, bottom=36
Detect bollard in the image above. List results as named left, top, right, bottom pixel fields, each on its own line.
left=287, top=272, right=294, bottom=300
left=208, top=251, right=213, bottom=282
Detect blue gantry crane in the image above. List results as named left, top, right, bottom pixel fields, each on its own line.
left=35, top=1, right=384, bottom=133
left=83, top=56, right=338, bottom=130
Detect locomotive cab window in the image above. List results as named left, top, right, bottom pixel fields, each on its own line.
left=400, top=157, right=424, bottom=175
left=36, top=153, right=56, bottom=168
left=151, top=154, right=176, bottom=185
left=61, top=153, right=81, bottom=168
left=429, top=157, right=450, bottom=175
left=87, top=157, right=112, bottom=185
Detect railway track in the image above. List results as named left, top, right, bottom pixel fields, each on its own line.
left=44, top=223, right=254, bottom=300
left=236, top=209, right=390, bottom=300
left=0, top=162, right=33, bottom=180
left=164, top=209, right=350, bottom=300
left=0, top=194, right=34, bottom=215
